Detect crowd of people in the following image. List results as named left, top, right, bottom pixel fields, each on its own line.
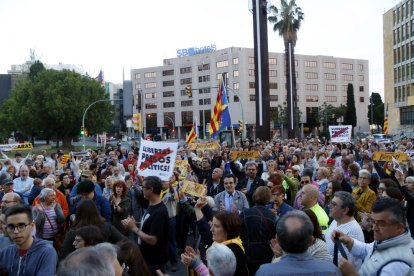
left=0, top=136, right=412, bottom=275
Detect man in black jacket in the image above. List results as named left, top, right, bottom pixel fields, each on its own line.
left=230, top=161, right=265, bottom=205
left=187, top=151, right=222, bottom=184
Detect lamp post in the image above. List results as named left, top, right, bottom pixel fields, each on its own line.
left=226, top=86, right=246, bottom=140
left=82, top=99, right=122, bottom=150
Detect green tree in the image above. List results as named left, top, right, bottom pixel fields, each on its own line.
left=268, top=0, right=304, bottom=139
left=343, top=83, right=357, bottom=136
left=28, top=60, right=45, bottom=81
left=0, top=69, right=114, bottom=148
left=367, top=92, right=384, bottom=131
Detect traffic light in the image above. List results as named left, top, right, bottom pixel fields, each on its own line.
left=132, top=113, right=142, bottom=131
left=238, top=120, right=244, bottom=131
left=185, top=85, right=192, bottom=97
left=80, top=127, right=84, bottom=136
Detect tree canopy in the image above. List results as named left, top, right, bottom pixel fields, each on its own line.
left=0, top=68, right=114, bottom=147
left=367, top=92, right=384, bottom=132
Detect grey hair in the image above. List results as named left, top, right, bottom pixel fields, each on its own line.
left=406, top=176, right=414, bottom=183
left=359, top=169, right=371, bottom=179
left=207, top=243, right=236, bottom=276
left=57, top=247, right=115, bottom=276
left=276, top=210, right=313, bottom=254
left=38, top=188, right=54, bottom=202
left=94, top=242, right=119, bottom=263
left=334, top=191, right=356, bottom=217
left=244, top=161, right=258, bottom=171
left=42, top=176, right=55, bottom=187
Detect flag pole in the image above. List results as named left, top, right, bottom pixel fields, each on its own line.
left=221, top=73, right=236, bottom=148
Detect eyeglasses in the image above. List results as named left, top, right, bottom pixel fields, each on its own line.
left=330, top=201, right=342, bottom=208
left=300, top=180, right=310, bottom=184
left=369, top=219, right=399, bottom=228
left=6, top=223, right=30, bottom=232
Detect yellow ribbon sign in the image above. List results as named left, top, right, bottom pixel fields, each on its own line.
left=60, top=154, right=71, bottom=166
left=0, top=143, right=33, bottom=151
left=230, top=151, right=260, bottom=161
left=181, top=180, right=206, bottom=198
left=188, top=142, right=220, bottom=151
left=372, top=151, right=408, bottom=162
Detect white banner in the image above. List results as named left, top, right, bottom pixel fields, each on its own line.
left=329, top=125, right=352, bottom=143
left=0, top=143, right=33, bottom=152
left=137, top=139, right=178, bottom=181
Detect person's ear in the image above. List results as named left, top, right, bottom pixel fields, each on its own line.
left=308, top=235, right=315, bottom=247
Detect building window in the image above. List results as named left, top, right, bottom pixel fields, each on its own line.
left=180, top=78, right=192, bottom=85
left=199, top=87, right=211, bottom=94
left=233, top=83, right=240, bottom=90
left=269, top=70, right=277, bottom=77
left=343, top=85, right=348, bottom=92
left=305, top=72, right=318, bottom=79
left=233, top=70, right=239, bottom=77
left=306, top=95, right=319, bottom=102
left=163, top=91, right=174, bottom=97
left=249, top=95, right=256, bottom=101
left=162, top=69, right=174, bottom=76
left=234, top=96, right=239, bottom=102
left=233, top=58, right=239, bottom=65
left=342, top=74, right=354, bottom=81
left=305, top=84, right=318, bottom=91
left=181, top=111, right=193, bottom=125
left=325, top=96, right=337, bottom=102
left=145, top=93, right=156, bottom=99
left=135, top=73, right=141, bottom=79
left=163, top=102, right=175, bottom=108
left=269, top=58, right=277, bottom=65
left=198, top=75, right=210, bottom=83
left=270, top=95, right=278, bottom=101
left=248, top=69, right=255, bottom=76
left=359, top=86, right=364, bottom=92
left=325, top=85, right=337, bottom=91
left=145, top=103, right=157, bottom=109
left=360, top=97, right=364, bottom=102
left=269, top=82, right=278, bottom=89
left=358, top=75, right=364, bottom=81
left=249, top=82, right=255, bottom=89
left=343, top=96, right=348, bottom=102
left=198, top=64, right=210, bottom=71
left=216, top=60, right=229, bottom=68
left=199, top=99, right=211, bottom=105
left=181, top=100, right=193, bottom=107
left=323, top=62, right=336, bottom=69
left=180, top=67, right=192, bottom=74
left=144, top=82, right=157, bottom=89
left=304, top=60, right=317, bottom=67
left=144, top=72, right=156, bottom=78
left=163, top=80, right=174, bottom=87
left=135, top=83, right=141, bottom=90
left=324, top=73, right=336, bottom=80
left=358, top=64, right=364, bottom=71
left=248, top=57, right=255, bottom=64
left=341, top=63, right=353, bottom=70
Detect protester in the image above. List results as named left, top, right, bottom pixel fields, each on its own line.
left=72, top=225, right=105, bottom=249
left=214, top=174, right=249, bottom=213
left=110, top=180, right=131, bottom=235
left=117, top=239, right=151, bottom=276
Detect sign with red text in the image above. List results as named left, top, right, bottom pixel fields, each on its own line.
left=137, top=139, right=178, bottom=181
left=329, top=125, right=352, bottom=143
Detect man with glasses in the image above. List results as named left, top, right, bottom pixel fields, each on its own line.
left=333, top=198, right=414, bottom=275
left=269, top=185, right=293, bottom=222
left=325, top=191, right=364, bottom=270
left=293, top=169, right=325, bottom=210
left=231, top=161, right=265, bottom=205
left=214, top=174, right=249, bottom=213
left=352, top=169, right=376, bottom=215
left=0, top=205, right=57, bottom=275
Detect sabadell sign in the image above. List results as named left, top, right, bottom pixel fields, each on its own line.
left=177, top=44, right=217, bottom=57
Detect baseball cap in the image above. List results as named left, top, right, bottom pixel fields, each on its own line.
left=1, top=178, right=13, bottom=185
left=327, top=158, right=336, bottom=165
left=81, top=170, right=92, bottom=178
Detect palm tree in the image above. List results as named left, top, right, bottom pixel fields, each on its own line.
left=268, top=0, right=304, bottom=139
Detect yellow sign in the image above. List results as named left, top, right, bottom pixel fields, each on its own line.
left=181, top=180, right=206, bottom=198
left=174, top=160, right=188, bottom=168
left=372, top=151, right=408, bottom=162
left=0, top=143, right=33, bottom=151
left=230, top=150, right=260, bottom=161
left=188, top=142, right=220, bottom=151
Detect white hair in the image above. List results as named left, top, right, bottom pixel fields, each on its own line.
left=207, top=243, right=236, bottom=276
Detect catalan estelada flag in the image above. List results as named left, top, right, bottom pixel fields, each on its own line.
left=383, top=103, right=388, bottom=135
left=186, top=118, right=198, bottom=144
left=208, top=73, right=231, bottom=138
left=94, top=70, right=104, bottom=85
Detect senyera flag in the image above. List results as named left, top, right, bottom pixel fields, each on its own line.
left=208, top=73, right=231, bottom=138
left=186, top=117, right=198, bottom=144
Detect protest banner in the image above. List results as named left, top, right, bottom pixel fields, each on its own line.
left=0, top=142, right=33, bottom=152
left=372, top=151, right=408, bottom=162
left=329, top=125, right=352, bottom=143
left=230, top=150, right=260, bottom=161
left=72, top=150, right=89, bottom=157
left=188, top=141, right=220, bottom=151
left=137, top=139, right=178, bottom=181
left=174, top=160, right=188, bottom=180
left=181, top=180, right=206, bottom=198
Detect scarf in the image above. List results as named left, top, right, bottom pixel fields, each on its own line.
left=212, top=236, right=245, bottom=253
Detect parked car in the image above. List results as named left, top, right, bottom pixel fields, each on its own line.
left=373, top=133, right=392, bottom=144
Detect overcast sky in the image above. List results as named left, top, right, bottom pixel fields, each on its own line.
left=0, top=0, right=400, bottom=99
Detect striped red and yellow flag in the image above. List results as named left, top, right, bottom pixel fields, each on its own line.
left=186, top=118, right=198, bottom=144
left=383, top=103, right=388, bottom=135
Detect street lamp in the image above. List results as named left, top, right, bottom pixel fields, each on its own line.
left=226, top=86, right=246, bottom=140
left=82, top=99, right=122, bottom=150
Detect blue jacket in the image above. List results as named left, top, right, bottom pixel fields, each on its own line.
left=71, top=194, right=111, bottom=222
left=0, top=237, right=57, bottom=276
